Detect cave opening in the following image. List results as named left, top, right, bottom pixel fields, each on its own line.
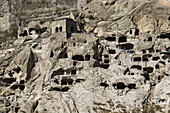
left=15, top=107, right=20, bottom=113
left=165, top=47, right=170, bottom=51
left=100, top=82, right=109, bottom=87
left=159, top=33, right=170, bottom=39
left=119, top=43, right=134, bottom=50
left=149, top=49, right=154, bottom=53
left=104, top=54, right=109, bottom=58
left=158, top=76, right=161, bottom=81
left=40, top=27, right=47, bottom=34
left=135, top=29, right=139, bottom=35
left=53, top=87, right=70, bottom=92
left=93, top=61, right=101, bottom=68
left=13, top=66, right=21, bottom=74
left=159, top=61, right=165, bottom=65
left=29, top=28, right=35, bottom=35
left=72, top=55, right=84, bottom=61
left=117, top=82, right=126, bottom=89
left=105, top=36, right=116, bottom=41
left=109, top=49, right=116, bottom=54
left=51, top=68, right=64, bottom=78
left=35, top=25, right=41, bottom=34
left=73, top=43, right=76, bottom=47
left=129, top=30, right=132, bottom=34
left=152, top=57, right=160, bottom=61
left=148, top=37, right=152, bottom=41
left=54, top=79, right=59, bottom=84
left=162, top=55, right=168, bottom=60
left=142, top=56, right=149, bottom=61
left=104, top=59, right=110, bottom=63
left=53, top=87, right=60, bottom=91
left=134, top=57, right=141, bottom=62
left=143, top=67, right=154, bottom=73
left=11, top=84, right=25, bottom=91
left=123, top=68, right=130, bottom=75
left=101, top=64, right=110, bottom=69
left=56, top=27, right=58, bottom=33
left=156, top=49, right=161, bottom=53
left=58, top=51, right=68, bottom=58
left=143, top=72, right=150, bottom=80
left=71, top=70, right=76, bottom=75
left=85, top=55, right=90, bottom=61
left=110, top=1, right=116, bottom=5
left=131, top=73, right=134, bottom=75
left=155, top=65, right=159, bottom=69
left=19, top=30, right=28, bottom=37
left=67, top=79, right=74, bottom=85
left=3, top=77, right=15, bottom=84
left=143, top=54, right=152, bottom=58
left=131, top=65, right=142, bottom=70
left=20, top=80, right=25, bottom=84
left=76, top=79, right=85, bottom=83
left=61, top=79, right=68, bottom=85
left=118, top=36, right=127, bottom=43
left=61, top=87, right=70, bottom=92
left=73, top=61, right=77, bottom=66
left=142, top=50, right=146, bottom=54
left=61, top=78, right=74, bottom=85
left=128, top=83, right=136, bottom=89
left=50, top=51, right=54, bottom=57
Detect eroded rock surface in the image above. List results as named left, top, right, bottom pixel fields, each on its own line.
left=0, top=0, right=170, bottom=113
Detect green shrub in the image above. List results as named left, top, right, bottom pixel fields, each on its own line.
left=98, top=36, right=105, bottom=40
left=55, top=6, right=61, bottom=12
left=9, top=24, right=18, bottom=38
left=0, top=24, right=18, bottom=39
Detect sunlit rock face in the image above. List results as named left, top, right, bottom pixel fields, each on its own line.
left=0, top=0, right=170, bottom=112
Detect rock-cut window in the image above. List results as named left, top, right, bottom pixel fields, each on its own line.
left=60, top=26, right=62, bottom=32
left=56, top=27, right=58, bottom=33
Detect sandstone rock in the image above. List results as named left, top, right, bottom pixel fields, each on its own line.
left=0, top=0, right=169, bottom=113
left=153, top=76, right=170, bottom=106
left=18, top=101, right=38, bottom=113
left=4, top=47, right=37, bottom=83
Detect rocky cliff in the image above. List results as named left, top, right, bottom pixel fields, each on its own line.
left=0, top=0, right=170, bottom=113
left=0, top=0, right=92, bottom=31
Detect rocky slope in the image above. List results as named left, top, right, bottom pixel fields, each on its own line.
left=0, top=0, right=92, bottom=31
left=0, top=0, right=170, bottom=113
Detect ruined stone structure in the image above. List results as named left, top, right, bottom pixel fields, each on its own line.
left=52, top=17, right=77, bottom=38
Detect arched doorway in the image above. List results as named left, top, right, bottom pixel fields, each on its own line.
left=59, top=26, right=62, bottom=32
left=56, top=27, right=58, bottom=33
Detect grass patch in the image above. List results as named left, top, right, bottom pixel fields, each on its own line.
left=0, top=24, right=18, bottom=43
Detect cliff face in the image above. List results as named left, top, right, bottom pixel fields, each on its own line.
left=0, top=0, right=170, bottom=113
left=0, top=0, right=92, bottom=31
left=0, top=0, right=10, bottom=31
left=80, top=0, right=170, bottom=35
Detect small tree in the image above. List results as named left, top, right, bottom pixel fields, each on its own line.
left=9, top=24, right=18, bottom=39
